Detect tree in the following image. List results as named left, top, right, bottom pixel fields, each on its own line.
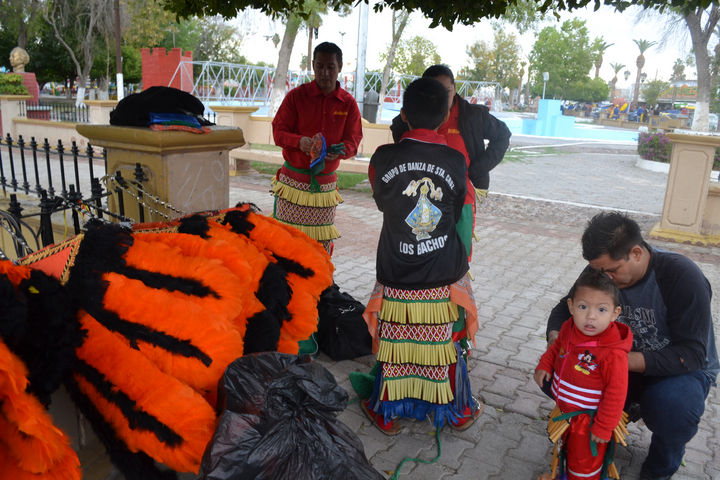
left=642, top=79, right=670, bottom=107
left=390, top=35, right=441, bottom=76
left=160, top=0, right=716, bottom=31
left=528, top=19, right=594, bottom=99
left=304, top=10, right=323, bottom=70
left=377, top=9, right=410, bottom=120
left=44, top=0, right=112, bottom=105
left=124, top=0, right=178, bottom=48
left=565, top=77, right=609, bottom=102
left=608, top=62, right=625, bottom=100
left=683, top=6, right=720, bottom=130
left=591, top=38, right=613, bottom=78
left=670, top=58, right=686, bottom=81
left=636, top=5, right=719, bottom=130
left=631, top=38, right=656, bottom=109
left=0, top=0, right=43, bottom=49
left=464, top=24, right=522, bottom=91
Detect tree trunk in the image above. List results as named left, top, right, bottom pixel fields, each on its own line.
left=632, top=56, right=644, bottom=110
left=686, top=7, right=720, bottom=131
left=269, top=15, right=302, bottom=117
left=377, top=10, right=409, bottom=121
left=306, top=25, right=312, bottom=71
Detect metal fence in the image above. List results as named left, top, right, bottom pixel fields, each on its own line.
left=176, top=61, right=502, bottom=109
left=0, top=134, right=159, bottom=259
left=18, top=100, right=90, bottom=123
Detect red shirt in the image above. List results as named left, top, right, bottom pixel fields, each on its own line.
left=536, top=320, right=633, bottom=441
left=272, top=80, right=362, bottom=184
left=437, top=101, right=474, bottom=205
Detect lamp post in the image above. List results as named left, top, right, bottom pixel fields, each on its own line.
left=542, top=72, right=549, bottom=99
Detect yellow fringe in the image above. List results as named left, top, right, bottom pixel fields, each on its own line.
left=381, top=376, right=454, bottom=404
left=271, top=179, right=343, bottom=208
left=271, top=218, right=341, bottom=242
left=377, top=339, right=457, bottom=366
left=380, top=299, right=458, bottom=325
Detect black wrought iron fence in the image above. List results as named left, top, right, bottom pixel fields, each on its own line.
left=18, top=100, right=90, bottom=123
left=0, top=134, right=171, bottom=259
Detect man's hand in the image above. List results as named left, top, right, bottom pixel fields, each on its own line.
left=591, top=433, right=608, bottom=444
left=299, top=136, right=312, bottom=155
left=628, top=352, right=646, bottom=373
left=325, top=153, right=340, bottom=161
left=534, top=369, right=551, bottom=388
left=547, top=330, right=560, bottom=346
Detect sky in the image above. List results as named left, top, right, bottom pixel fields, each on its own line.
left=238, top=3, right=706, bottom=90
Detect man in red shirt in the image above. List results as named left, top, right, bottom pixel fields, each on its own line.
left=271, top=42, right=363, bottom=255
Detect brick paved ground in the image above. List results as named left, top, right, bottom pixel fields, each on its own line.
left=229, top=138, right=719, bottom=480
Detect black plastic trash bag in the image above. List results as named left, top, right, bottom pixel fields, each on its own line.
left=199, top=353, right=383, bottom=480
left=317, top=284, right=373, bottom=360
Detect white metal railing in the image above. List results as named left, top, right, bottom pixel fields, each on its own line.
left=170, top=61, right=503, bottom=110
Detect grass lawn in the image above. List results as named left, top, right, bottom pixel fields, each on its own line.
left=250, top=161, right=369, bottom=191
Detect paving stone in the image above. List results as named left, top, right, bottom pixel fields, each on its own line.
left=226, top=141, right=719, bottom=480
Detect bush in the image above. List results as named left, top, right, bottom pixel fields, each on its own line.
left=638, top=131, right=720, bottom=169
left=0, top=73, right=29, bottom=95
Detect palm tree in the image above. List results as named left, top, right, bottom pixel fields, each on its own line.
left=609, top=62, right=625, bottom=101
left=631, top=39, right=657, bottom=109
left=592, top=38, right=614, bottom=78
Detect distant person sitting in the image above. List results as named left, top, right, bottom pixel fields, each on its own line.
left=611, top=106, right=620, bottom=120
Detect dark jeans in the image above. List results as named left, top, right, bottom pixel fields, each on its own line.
left=541, top=370, right=713, bottom=477
left=631, top=371, right=713, bottom=477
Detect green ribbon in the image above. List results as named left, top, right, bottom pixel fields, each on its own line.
left=552, top=409, right=599, bottom=457
left=282, top=161, right=332, bottom=193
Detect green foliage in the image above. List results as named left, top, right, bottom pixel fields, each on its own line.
left=125, top=0, right=179, bottom=48
left=528, top=18, right=595, bottom=100
left=388, top=35, right=440, bottom=76
left=565, top=77, right=609, bottom=102
left=21, top=18, right=76, bottom=84
left=464, top=24, right=522, bottom=89
left=161, top=0, right=705, bottom=30
left=0, top=73, right=29, bottom=95
left=642, top=79, right=670, bottom=107
left=670, top=58, right=685, bottom=81
left=122, top=46, right=143, bottom=83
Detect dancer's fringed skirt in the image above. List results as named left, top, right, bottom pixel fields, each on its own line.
left=271, top=171, right=343, bottom=255
left=364, top=278, right=478, bottom=428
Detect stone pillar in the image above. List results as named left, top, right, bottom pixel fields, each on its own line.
left=0, top=94, right=32, bottom=138
left=85, top=100, right=118, bottom=125
left=75, top=124, right=245, bottom=222
left=650, top=132, right=720, bottom=245
left=212, top=105, right=259, bottom=175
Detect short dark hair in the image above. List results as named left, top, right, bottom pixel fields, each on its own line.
left=569, top=268, right=621, bottom=307
left=423, top=64, right=455, bottom=84
left=402, top=77, right=449, bottom=130
left=313, top=42, right=342, bottom=65
left=581, top=211, right=645, bottom=261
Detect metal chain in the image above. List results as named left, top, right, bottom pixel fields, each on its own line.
left=0, top=213, right=33, bottom=256
left=102, top=176, right=177, bottom=221
left=111, top=176, right=185, bottom=215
